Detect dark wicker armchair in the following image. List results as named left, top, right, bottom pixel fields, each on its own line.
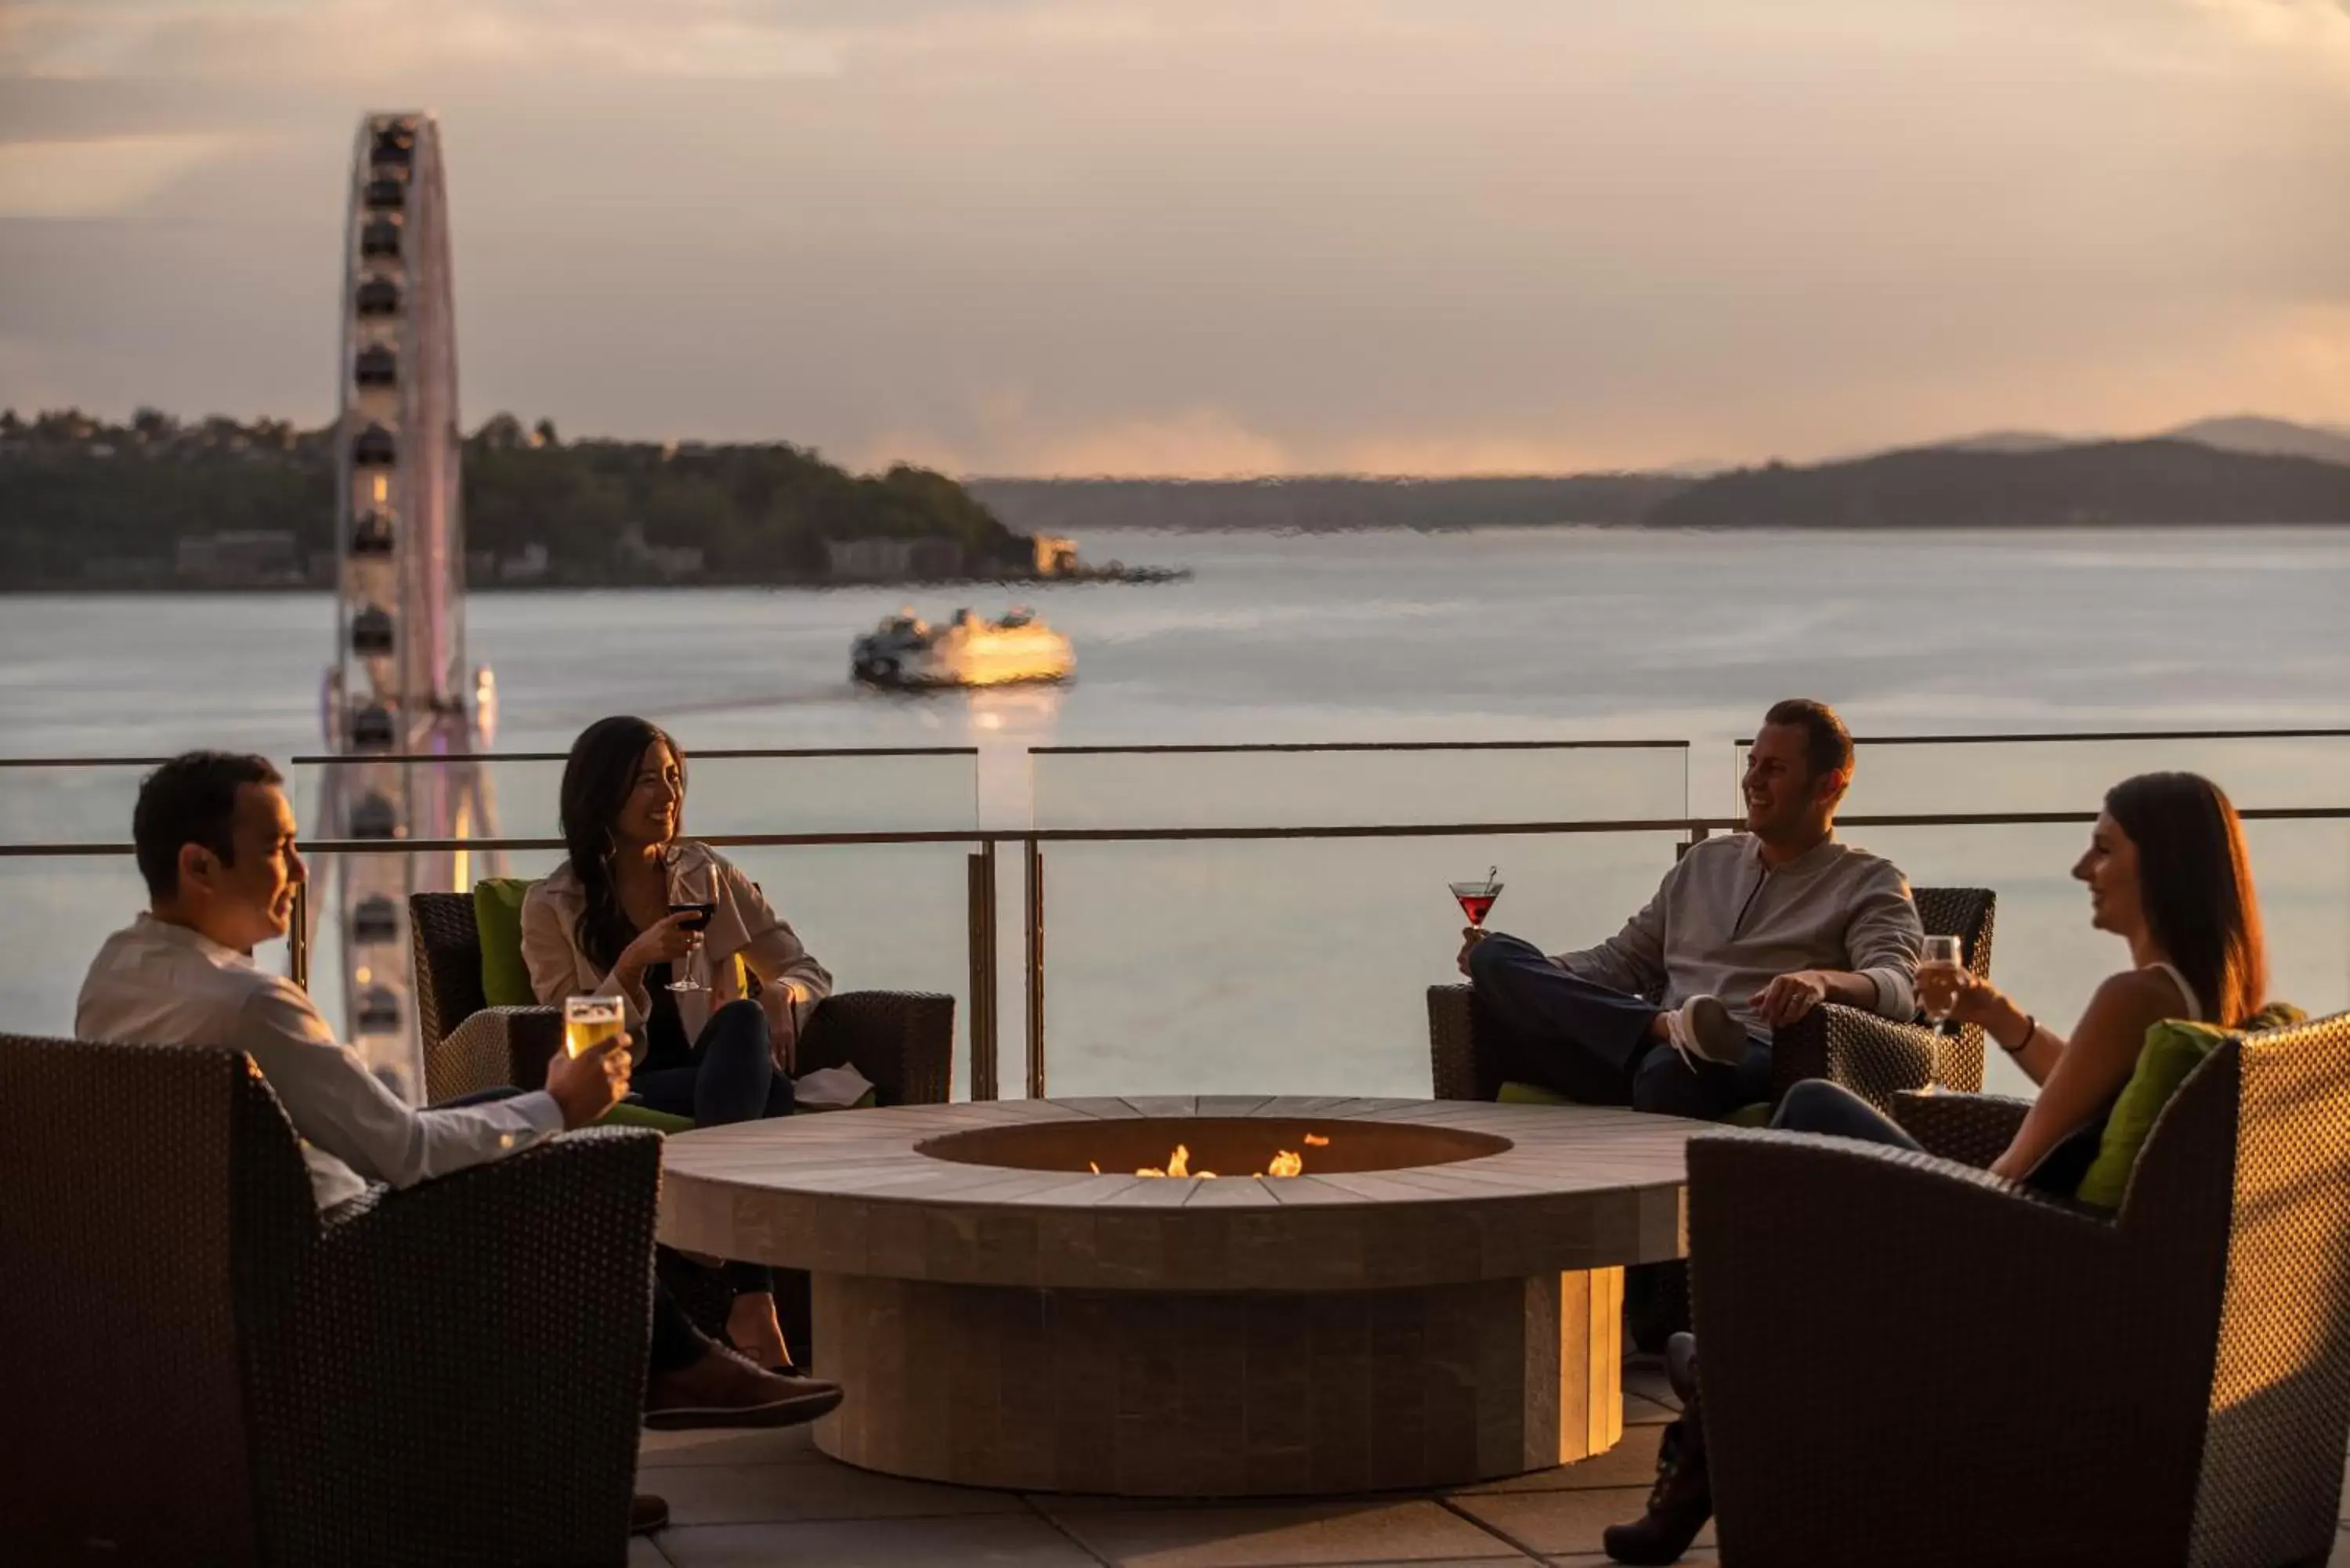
left=410, top=891, right=957, bottom=1107
left=1428, top=886, right=1996, bottom=1110
left=0, top=1033, right=663, bottom=1568
left=1687, top=1010, right=2350, bottom=1568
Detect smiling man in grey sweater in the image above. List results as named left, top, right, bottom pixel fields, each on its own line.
left=1461, top=699, right=1923, bottom=1120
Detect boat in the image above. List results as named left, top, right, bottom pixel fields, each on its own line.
left=851, top=606, right=1074, bottom=688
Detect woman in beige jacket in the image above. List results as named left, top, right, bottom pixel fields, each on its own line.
left=522, top=716, right=833, bottom=1368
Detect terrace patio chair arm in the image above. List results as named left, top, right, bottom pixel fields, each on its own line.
left=1683, top=1131, right=2182, bottom=1566
left=248, top=1126, right=663, bottom=1567
left=1768, top=1003, right=1943, bottom=1112
left=423, top=1003, right=562, bottom=1104
left=1888, top=1089, right=2035, bottom=1169
left=1426, top=985, right=1484, bottom=1101
left=797, top=990, right=956, bottom=1106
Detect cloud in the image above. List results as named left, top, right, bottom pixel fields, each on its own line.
left=2193, top=0, right=2350, bottom=54
left=0, top=0, right=849, bottom=82
left=2, top=0, right=2348, bottom=471
left=942, top=406, right=1298, bottom=479
left=0, top=133, right=244, bottom=218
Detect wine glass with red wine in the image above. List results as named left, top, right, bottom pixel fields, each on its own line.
left=666, top=852, right=718, bottom=994
left=1450, top=866, right=1503, bottom=930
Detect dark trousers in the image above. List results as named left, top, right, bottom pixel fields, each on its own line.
left=432, top=1086, right=708, bottom=1375
left=631, top=999, right=794, bottom=1126
left=1773, top=1076, right=2109, bottom=1198
left=1767, top=1077, right=1925, bottom=1148
left=631, top=999, right=790, bottom=1299
left=1467, top=933, right=1773, bottom=1120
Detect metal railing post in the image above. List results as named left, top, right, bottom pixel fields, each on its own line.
left=967, top=843, right=999, bottom=1100
left=1024, top=835, right=1045, bottom=1100
left=290, top=877, right=311, bottom=991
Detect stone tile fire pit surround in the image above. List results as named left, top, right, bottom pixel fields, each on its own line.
left=656, top=1095, right=1697, bottom=1498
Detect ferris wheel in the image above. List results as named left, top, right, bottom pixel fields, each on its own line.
left=320, top=111, right=501, bottom=1100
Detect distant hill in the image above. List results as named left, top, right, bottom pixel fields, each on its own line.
left=1900, top=415, right=2350, bottom=465
left=2160, top=415, right=2350, bottom=466
left=1647, top=439, right=2350, bottom=529
left=964, top=474, right=1691, bottom=533
left=971, top=438, right=2350, bottom=534
left=1932, top=430, right=2081, bottom=454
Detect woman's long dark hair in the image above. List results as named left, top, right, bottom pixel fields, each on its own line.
left=2103, top=771, right=2266, bottom=1028
left=560, top=715, right=685, bottom=974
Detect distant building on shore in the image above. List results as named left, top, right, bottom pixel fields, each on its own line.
left=174, top=530, right=303, bottom=586
left=498, top=542, right=551, bottom=583
left=617, top=523, right=705, bottom=581
left=824, top=536, right=970, bottom=581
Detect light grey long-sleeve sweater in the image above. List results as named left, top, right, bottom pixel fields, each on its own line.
left=1553, top=832, right=1924, bottom=1034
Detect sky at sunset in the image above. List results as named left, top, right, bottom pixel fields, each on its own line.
left=3, top=0, right=2348, bottom=475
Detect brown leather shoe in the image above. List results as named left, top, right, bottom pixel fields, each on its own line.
left=644, top=1342, right=845, bottom=1431
left=630, top=1495, right=670, bottom=1536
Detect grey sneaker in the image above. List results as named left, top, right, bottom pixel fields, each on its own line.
left=1669, top=995, right=1748, bottom=1066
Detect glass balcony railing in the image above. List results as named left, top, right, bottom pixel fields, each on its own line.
left=6, top=730, right=2346, bottom=1104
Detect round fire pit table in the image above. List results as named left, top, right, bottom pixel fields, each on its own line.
left=657, top=1094, right=1696, bottom=1498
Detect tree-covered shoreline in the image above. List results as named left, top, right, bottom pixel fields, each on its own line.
left=0, top=407, right=1028, bottom=588
left=11, top=408, right=2349, bottom=595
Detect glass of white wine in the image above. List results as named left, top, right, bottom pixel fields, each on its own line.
left=1918, top=934, right=1965, bottom=1035
left=563, top=995, right=625, bottom=1058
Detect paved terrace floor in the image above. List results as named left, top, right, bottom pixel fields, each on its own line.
left=630, top=1359, right=2350, bottom=1567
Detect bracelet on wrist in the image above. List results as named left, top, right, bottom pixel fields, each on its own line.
left=2000, top=1013, right=2037, bottom=1054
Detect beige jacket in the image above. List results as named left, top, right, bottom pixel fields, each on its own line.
left=520, top=839, right=832, bottom=1064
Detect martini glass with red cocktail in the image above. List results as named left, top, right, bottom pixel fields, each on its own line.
left=1450, top=866, right=1502, bottom=930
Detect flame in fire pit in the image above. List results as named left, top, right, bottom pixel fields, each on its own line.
left=1087, top=1138, right=1327, bottom=1179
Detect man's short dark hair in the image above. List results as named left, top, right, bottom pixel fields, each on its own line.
left=132, top=751, right=284, bottom=899
left=1761, top=698, right=1853, bottom=782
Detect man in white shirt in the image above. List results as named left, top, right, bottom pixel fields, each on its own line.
left=76, top=752, right=840, bottom=1537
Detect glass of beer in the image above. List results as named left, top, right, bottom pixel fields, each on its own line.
left=1918, top=934, right=1965, bottom=1035
left=564, top=995, right=625, bottom=1057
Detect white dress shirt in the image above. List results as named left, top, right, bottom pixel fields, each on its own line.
left=76, top=912, right=565, bottom=1209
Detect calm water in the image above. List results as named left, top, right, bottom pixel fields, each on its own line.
left=6, top=526, right=2348, bottom=1100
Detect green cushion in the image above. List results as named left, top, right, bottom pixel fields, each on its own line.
left=1723, top=1101, right=1773, bottom=1129
left=473, top=876, right=537, bottom=1008
left=599, top=1102, right=696, bottom=1136
left=2075, top=1001, right=2305, bottom=1209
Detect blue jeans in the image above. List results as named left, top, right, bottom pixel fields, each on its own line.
left=1767, top=1078, right=1925, bottom=1149
left=631, top=999, right=795, bottom=1126
left=1467, top=933, right=1773, bottom=1120
left=630, top=999, right=792, bottom=1299
left=1774, top=1076, right=2112, bottom=1198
